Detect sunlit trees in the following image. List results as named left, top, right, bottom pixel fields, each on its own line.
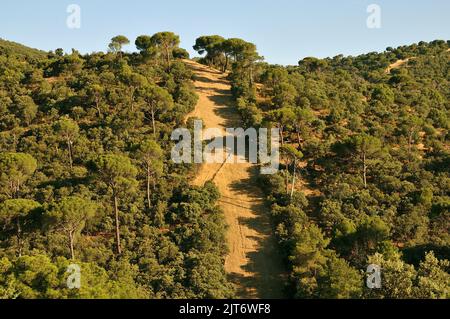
left=185, top=251, right=234, bottom=298
left=95, top=155, right=138, bottom=254
left=108, top=35, right=130, bottom=55
left=415, top=252, right=450, bottom=299
left=298, top=57, right=328, bottom=72
left=267, top=107, right=296, bottom=146
left=0, top=35, right=449, bottom=300
left=44, top=197, right=96, bottom=260
left=135, top=35, right=153, bottom=54
left=218, top=39, right=235, bottom=72
left=151, top=32, right=180, bottom=67
left=336, top=134, right=383, bottom=188
left=0, top=36, right=235, bottom=299
left=271, top=82, right=297, bottom=109
left=193, top=35, right=225, bottom=67
left=0, top=254, right=148, bottom=298
left=317, top=254, right=363, bottom=299
left=86, top=83, right=105, bottom=118
left=351, top=134, right=383, bottom=189
left=172, top=47, right=190, bottom=59
left=0, top=199, right=41, bottom=256
left=280, top=145, right=303, bottom=197
left=293, top=108, right=315, bottom=146
left=194, top=36, right=262, bottom=75
left=348, top=216, right=390, bottom=266
left=400, top=112, right=424, bottom=154
left=291, top=223, right=330, bottom=298
left=227, top=39, right=450, bottom=300
left=139, top=84, right=174, bottom=138
left=13, top=95, right=37, bottom=125
left=0, top=152, right=37, bottom=199
left=54, top=117, right=79, bottom=169
left=366, top=252, right=417, bottom=298
left=120, top=71, right=148, bottom=112
left=137, top=139, right=164, bottom=210
left=231, top=40, right=261, bottom=86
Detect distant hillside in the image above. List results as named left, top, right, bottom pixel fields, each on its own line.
left=0, top=38, right=47, bottom=60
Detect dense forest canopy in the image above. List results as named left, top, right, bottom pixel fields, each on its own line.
left=0, top=34, right=233, bottom=299
left=0, top=33, right=448, bottom=299
left=222, top=38, right=450, bottom=299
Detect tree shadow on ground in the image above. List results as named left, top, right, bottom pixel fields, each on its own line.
left=227, top=165, right=288, bottom=299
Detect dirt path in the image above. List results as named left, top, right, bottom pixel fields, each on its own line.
left=184, top=60, right=286, bottom=299
left=385, top=58, right=410, bottom=74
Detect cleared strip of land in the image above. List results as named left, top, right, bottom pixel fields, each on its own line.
left=185, top=60, right=286, bottom=299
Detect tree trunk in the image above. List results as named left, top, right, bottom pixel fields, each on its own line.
left=363, top=152, right=367, bottom=189
left=113, top=194, right=122, bottom=254
left=130, top=88, right=135, bottom=112
left=69, top=230, right=75, bottom=260
left=280, top=126, right=284, bottom=147
left=146, top=165, right=152, bottom=210
left=151, top=107, right=156, bottom=138
left=290, top=158, right=297, bottom=198
left=165, top=46, right=171, bottom=68
left=408, top=130, right=413, bottom=154
left=17, top=219, right=22, bottom=257
left=12, top=180, right=20, bottom=199
left=67, top=139, right=73, bottom=170
left=223, top=55, right=229, bottom=73
left=296, top=128, right=302, bottom=146
left=285, top=162, right=290, bottom=194
left=95, top=97, right=102, bottom=118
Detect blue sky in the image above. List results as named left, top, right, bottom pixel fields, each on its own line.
left=0, top=0, right=449, bottom=65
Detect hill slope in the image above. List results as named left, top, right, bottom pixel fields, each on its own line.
left=185, top=60, right=286, bottom=299
left=0, top=38, right=47, bottom=60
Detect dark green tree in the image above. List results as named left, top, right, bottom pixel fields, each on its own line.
left=45, top=196, right=96, bottom=260
left=95, top=155, right=138, bottom=254
left=0, top=199, right=41, bottom=256
left=54, top=117, right=79, bottom=170
left=108, top=35, right=130, bottom=54
left=0, top=153, right=37, bottom=199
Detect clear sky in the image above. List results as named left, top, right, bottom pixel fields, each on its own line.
left=0, top=0, right=449, bottom=65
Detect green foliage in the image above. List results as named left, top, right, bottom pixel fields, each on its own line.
left=135, top=35, right=153, bottom=53
left=0, top=153, right=37, bottom=199
left=194, top=35, right=262, bottom=73
left=0, top=254, right=148, bottom=299
left=415, top=252, right=450, bottom=299
left=135, top=32, right=183, bottom=66
left=44, top=197, right=96, bottom=259
left=0, top=199, right=41, bottom=256
left=95, top=154, right=138, bottom=189
left=0, top=38, right=46, bottom=61
left=108, top=35, right=130, bottom=53
left=53, top=117, right=79, bottom=169
left=139, top=84, right=174, bottom=137
left=0, top=35, right=448, bottom=300
left=172, top=48, right=189, bottom=59
left=13, top=95, right=38, bottom=125
left=0, top=36, right=232, bottom=299
left=238, top=40, right=450, bottom=299
left=317, top=254, right=363, bottom=299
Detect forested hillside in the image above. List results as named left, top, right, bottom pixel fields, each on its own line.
left=0, top=39, right=47, bottom=61
left=0, top=33, right=448, bottom=299
left=0, top=33, right=233, bottom=298
left=221, top=38, right=450, bottom=298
